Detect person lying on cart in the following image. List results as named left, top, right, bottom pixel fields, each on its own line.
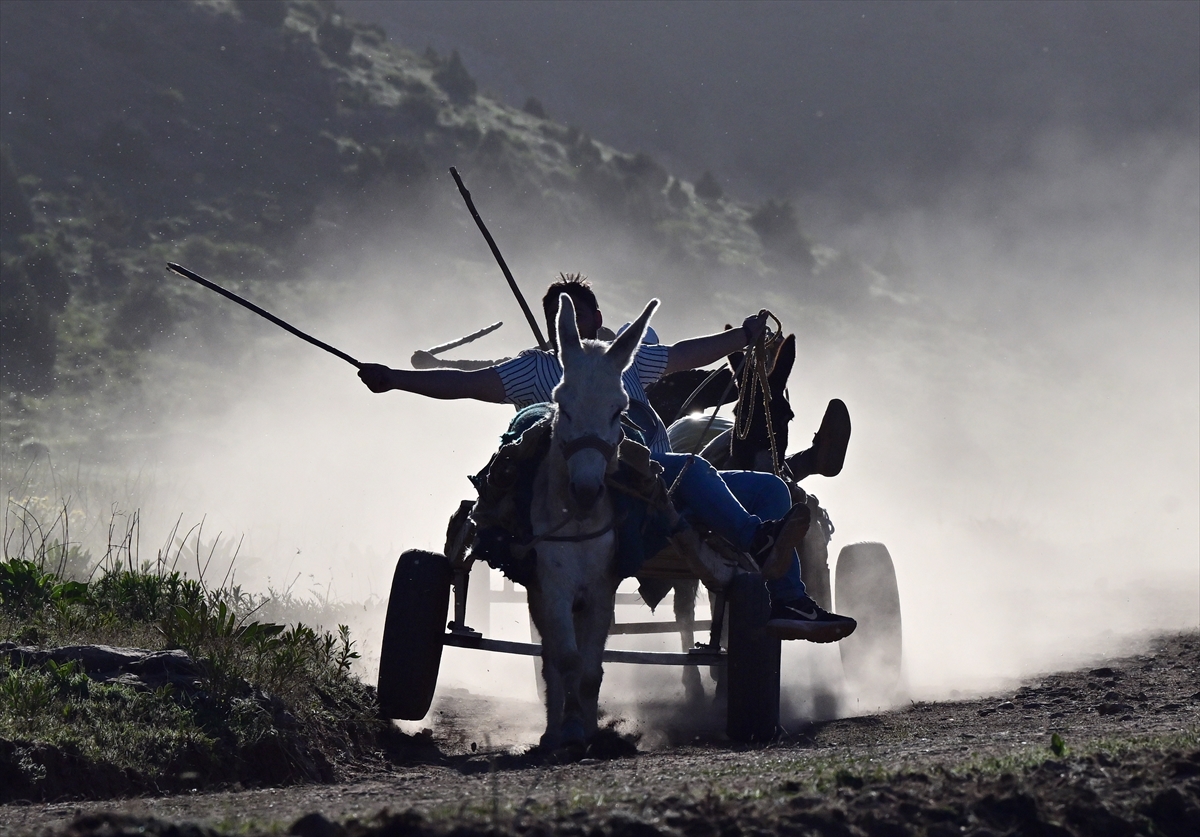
left=357, top=274, right=856, bottom=643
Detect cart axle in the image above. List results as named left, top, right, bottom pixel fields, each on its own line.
left=442, top=632, right=727, bottom=666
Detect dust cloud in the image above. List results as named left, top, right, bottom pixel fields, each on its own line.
left=5, top=60, right=1196, bottom=749
left=787, top=127, right=1199, bottom=701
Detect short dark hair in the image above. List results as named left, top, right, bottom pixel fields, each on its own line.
left=542, top=273, right=598, bottom=348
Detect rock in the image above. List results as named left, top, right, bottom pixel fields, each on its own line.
left=289, top=812, right=345, bottom=837
left=2, top=643, right=149, bottom=674
left=1172, top=753, right=1200, bottom=777
left=607, top=813, right=664, bottom=837
left=0, top=644, right=203, bottom=693
left=1141, top=787, right=1198, bottom=837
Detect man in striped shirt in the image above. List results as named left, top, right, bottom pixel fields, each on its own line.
left=358, top=274, right=856, bottom=643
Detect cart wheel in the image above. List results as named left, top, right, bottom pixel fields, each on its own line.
left=797, top=509, right=832, bottom=611
left=835, top=542, right=902, bottom=695
left=378, top=550, right=453, bottom=720
left=725, top=571, right=780, bottom=742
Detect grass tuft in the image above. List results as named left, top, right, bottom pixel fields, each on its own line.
left=0, top=500, right=388, bottom=801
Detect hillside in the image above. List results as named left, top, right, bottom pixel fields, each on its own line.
left=0, top=0, right=860, bottom=459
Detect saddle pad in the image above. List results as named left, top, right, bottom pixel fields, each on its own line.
left=667, top=414, right=733, bottom=456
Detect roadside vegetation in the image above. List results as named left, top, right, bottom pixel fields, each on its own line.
left=0, top=499, right=400, bottom=802
left=1, top=0, right=860, bottom=465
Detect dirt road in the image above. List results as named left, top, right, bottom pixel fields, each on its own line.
left=3, top=631, right=1197, bottom=836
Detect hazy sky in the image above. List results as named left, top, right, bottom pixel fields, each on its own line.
left=345, top=0, right=1199, bottom=216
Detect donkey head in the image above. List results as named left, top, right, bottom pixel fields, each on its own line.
left=552, top=293, right=658, bottom=515
left=728, top=334, right=796, bottom=473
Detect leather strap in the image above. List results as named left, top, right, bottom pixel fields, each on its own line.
left=560, top=433, right=619, bottom=462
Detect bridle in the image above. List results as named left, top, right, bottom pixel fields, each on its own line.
left=559, top=432, right=620, bottom=463
left=524, top=427, right=624, bottom=548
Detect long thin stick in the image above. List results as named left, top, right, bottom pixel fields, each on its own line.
left=426, top=320, right=503, bottom=355
left=448, top=167, right=549, bottom=350
left=166, top=263, right=362, bottom=369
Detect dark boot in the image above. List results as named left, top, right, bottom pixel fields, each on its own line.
left=749, top=502, right=810, bottom=579
left=786, top=398, right=851, bottom=480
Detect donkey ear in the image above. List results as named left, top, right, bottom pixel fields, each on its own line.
left=556, top=293, right=582, bottom=358
left=606, top=298, right=659, bottom=371
left=769, top=334, right=796, bottom=395
left=727, top=351, right=745, bottom=385
left=723, top=324, right=745, bottom=389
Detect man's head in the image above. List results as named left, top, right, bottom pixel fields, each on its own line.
left=542, top=273, right=601, bottom=349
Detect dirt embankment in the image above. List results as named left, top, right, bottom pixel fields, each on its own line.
left=3, top=631, right=1197, bottom=837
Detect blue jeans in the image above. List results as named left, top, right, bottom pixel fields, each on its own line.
left=653, top=452, right=807, bottom=602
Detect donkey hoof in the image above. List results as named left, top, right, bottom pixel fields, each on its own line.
left=539, top=730, right=561, bottom=751
left=560, top=717, right=587, bottom=745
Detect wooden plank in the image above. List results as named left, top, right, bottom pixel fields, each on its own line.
left=609, top=620, right=713, bottom=635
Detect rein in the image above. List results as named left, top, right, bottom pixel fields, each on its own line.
left=511, top=509, right=617, bottom=560
left=541, top=521, right=618, bottom=542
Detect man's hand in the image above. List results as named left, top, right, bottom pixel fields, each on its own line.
left=358, top=363, right=395, bottom=393
left=410, top=350, right=439, bottom=369
left=741, top=310, right=770, bottom=346
left=356, top=362, right=508, bottom=402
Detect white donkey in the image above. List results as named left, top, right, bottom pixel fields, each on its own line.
left=526, top=293, right=658, bottom=749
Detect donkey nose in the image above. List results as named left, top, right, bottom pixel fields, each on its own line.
left=570, top=480, right=604, bottom=513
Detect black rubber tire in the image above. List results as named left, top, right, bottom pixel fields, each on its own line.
left=725, top=571, right=781, bottom=742
left=377, top=550, right=453, bottom=720
left=835, top=542, right=902, bottom=695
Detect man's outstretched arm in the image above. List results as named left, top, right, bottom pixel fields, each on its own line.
left=358, top=364, right=508, bottom=403
left=663, top=310, right=769, bottom=374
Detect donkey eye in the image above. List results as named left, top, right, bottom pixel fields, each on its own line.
left=559, top=407, right=572, bottom=421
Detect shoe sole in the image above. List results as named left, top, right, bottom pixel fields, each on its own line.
left=761, top=509, right=809, bottom=580
left=765, top=618, right=857, bottom=643
left=812, top=398, right=851, bottom=477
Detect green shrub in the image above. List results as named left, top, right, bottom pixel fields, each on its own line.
left=694, top=171, right=723, bottom=201
left=523, top=97, right=547, bottom=119
left=0, top=259, right=57, bottom=394
left=0, top=559, right=86, bottom=615
left=748, top=198, right=816, bottom=270
left=0, top=524, right=381, bottom=799
left=433, top=50, right=477, bottom=105
left=317, top=14, right=355, bottom=61
left=237, top=0, right=289, bottom=28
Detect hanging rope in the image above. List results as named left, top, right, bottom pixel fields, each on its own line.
left=732, top=311, right=784, bottom=476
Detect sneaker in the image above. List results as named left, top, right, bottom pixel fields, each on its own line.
left=749, top=503, right=810, bottom=579
left=786, top=398, right=851, bottom=480
left=766, top=594, right=857, bottom=642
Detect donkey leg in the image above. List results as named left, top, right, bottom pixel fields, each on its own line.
left=673, top=579, right=705, bottom=703
left=528, top=587, right=575, bottom=749
left=574, top=587, right=617, bottom=737
left=534, top=590, right=586, bottom=746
